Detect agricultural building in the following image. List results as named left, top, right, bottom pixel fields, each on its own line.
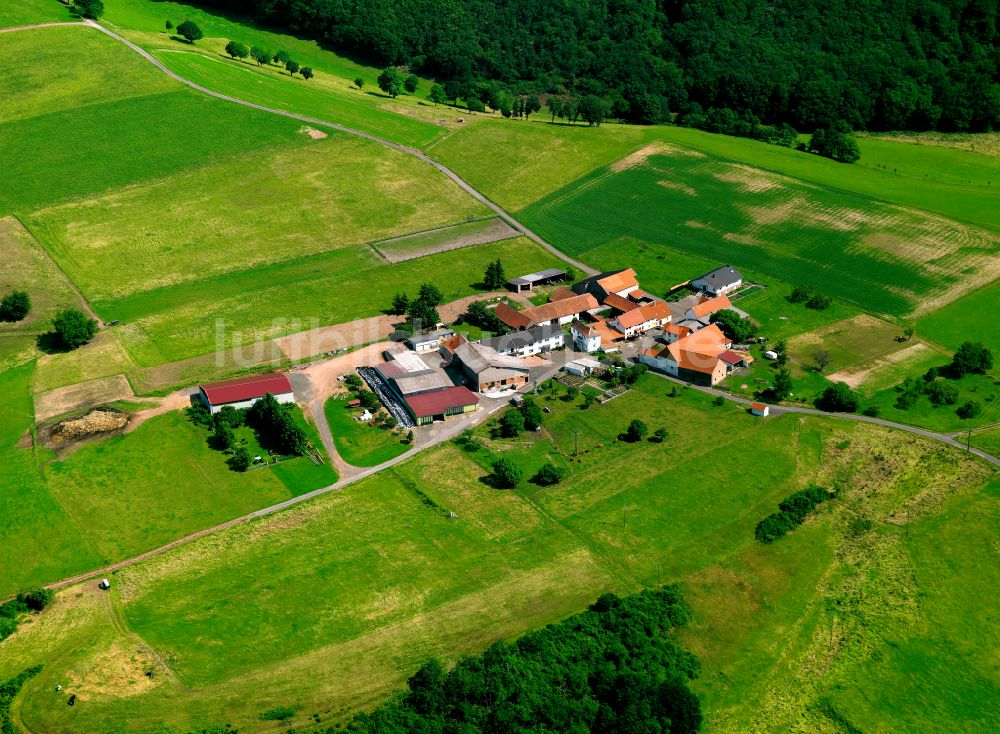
left=198, top=373, right=294, bottom=414
left=453, top=342, right=532, bottom=393
left=404, top=386, right=480, bottom=426
left=505, top=268, right=567, bottom=292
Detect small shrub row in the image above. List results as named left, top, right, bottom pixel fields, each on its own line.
left=755, top=485, right=831, bottom=543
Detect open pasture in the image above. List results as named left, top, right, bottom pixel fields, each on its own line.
left=3, top=375, right=995, bottom=734
left=0, top=26, right=307, bottom=215
left=0, top=26, right=174, bottom=126
left=41, top=411, right=317, bottom=562
left=324, top=397, right=411, bottom=466
left=0, top=0, right=73, bottom=26
left=27, top=134, right=488, bottom=304
left=85, top=237, right=560, bottom=368
left=918, top=278, right=1000, bottom=355
left=521, top=146, right=1000, bottom=317
left=153, top=48, right=446, bottom=148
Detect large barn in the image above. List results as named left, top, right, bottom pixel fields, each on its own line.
left=198, top=372, right=294, bottom=414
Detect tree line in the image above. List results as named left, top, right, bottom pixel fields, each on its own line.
left=344, top=586, right=702, bottom=733
left=184, top=0, right=1000, bottom=133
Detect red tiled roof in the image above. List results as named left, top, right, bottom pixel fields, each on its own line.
left=604, top=293, right=641, bottom=312
left=496, top=301, right=532, bottom=329
left=690, top=294, right=732, bottom=318
left=597, top=268, right=638, bottom=295
left=751, top=402, right=767, bottom=411
left=549, top=286, right=578, bottom=302
left=200, top=372, right=292, bottom=405
left=404, top=386, right=479, bottom=418
left=614, top=301, right=670, bottom=330
left=719, top=350, right=745, bottom=366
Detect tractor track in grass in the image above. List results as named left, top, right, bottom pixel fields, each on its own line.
left=70, top=19, right=596, bottom=278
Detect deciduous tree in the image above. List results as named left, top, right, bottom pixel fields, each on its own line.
left=176, top=20, right=203, bottom=42
left=52, top=307, right=97, bottom=349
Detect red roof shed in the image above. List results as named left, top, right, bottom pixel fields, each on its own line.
left=199, top=372, right=293, bottom=406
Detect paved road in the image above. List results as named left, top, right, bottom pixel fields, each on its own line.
left=642, top=368, right=1000, bottom=467
left=76, top=19, right=597, bottom=278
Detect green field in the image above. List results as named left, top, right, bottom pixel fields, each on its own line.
left=918, top=278, right=1000, bottom=354
left=91, top=236, right=559, bottom=368
left=520, top=146, right=999, bottom=317
left=971, top=428, right=1000, bottom=457
left=27, top=135, right=488, bottom=303
left=0, top=355, right=334, bottom=596
left=324, top=397, right=411, bottom=467
left=153, top=49, right=445, bottom=149
left=0, top=376, right=994, bottom=733
left=431, top=122, right=1000, bottom=235
left=0, top=0, right=73, bottom=26
left=42, top=411, right=324, bottom=561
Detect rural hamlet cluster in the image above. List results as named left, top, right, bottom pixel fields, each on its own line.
left=1, top=1, right=997, bottom=733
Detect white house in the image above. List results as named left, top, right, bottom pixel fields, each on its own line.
left=610, top=301, right=671, bottom=338
left=571, top=321, right=602, bottom=353
left=480, top=323, right=563, bottom=357
left=691, top=265, right=743, bottom=296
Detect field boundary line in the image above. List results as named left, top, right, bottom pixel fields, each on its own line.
left=77, top=19, right=597, bottom=277
left=12, top=214, right=104, bottom=326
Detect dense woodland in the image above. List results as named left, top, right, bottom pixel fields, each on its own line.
left=344, top=587, right=702, bottom=733
left=192, top=0, right=998, bottom=131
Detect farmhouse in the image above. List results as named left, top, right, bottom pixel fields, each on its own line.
left=198, top=372, right=294, bottom=414
left=572, top=268, right=640, bottom=302
left=480, top=323, right=564, bottom=357
left=669, top=292, right=735, bottom=332
left=505, top=268, right=567, bottom=292
left=453, top=341, right=532, bottom=393
left=571, top=321, right=602, bottom=353
left=691, top=264, right=743, bottom=296
left=405, top=328, right=456, bottom=353
left=495, top=293, right=599, bottom=330
left=375, top=350, right=452, bottom=397
left=609, top=301, right=671, bottom=338
left=639, top=323, right=734, bottom=386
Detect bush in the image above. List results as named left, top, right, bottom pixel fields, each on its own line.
left=925, top=380, right=959, bottom=406
left=650, top=427, right=668, bottom=443
left=532, top=463, right=565, bottom=486
left=0, top=291, right=30, bottom=322
left=53, top=307, right=97, bottom=349
left=19, top=588, right=53, bottom=612
left=862, top=405, right=880, bottom=417
left=950, top=342, right=993, bottom=376
left=260, top=706, right=296, bottom=721
left=520, top=399, right=544, bottom=431
left=806, top=292, right=832, bottom=310
left=491, top=457, right=522, bottom=488
left=176, top=19, right=203, bottom=42
left=230, top=446, right=252, bottom=471
left=0, top=616, right=16, bottom=642
left=815, top=382, right=860, bottom=412
left=957, top=400, right=982, bottom=419
left=624, top=419, right=648, bottom=442
left=755, top=486, right=829, bottom=543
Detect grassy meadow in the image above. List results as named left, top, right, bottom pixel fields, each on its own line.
left=0, top=0, right=73, bottom=26
left=26, top=135, right=488, bottom=303
left=0, top=27, right=307, bottom=215
left=324, top=397, right=411, bottom=466
left=0, top=376, right=994, bottom=733
left=520, top=146, right=999, bottom=318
